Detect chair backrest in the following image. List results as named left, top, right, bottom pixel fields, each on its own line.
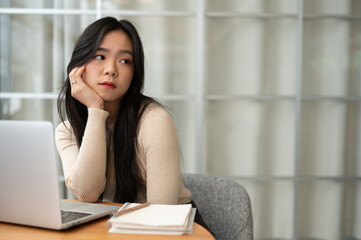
left=183, top=173, right=253, bottom=240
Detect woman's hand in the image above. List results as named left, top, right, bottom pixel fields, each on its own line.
left=69, top=66, right=104, bottom=109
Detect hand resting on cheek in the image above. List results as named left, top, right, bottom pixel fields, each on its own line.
left=69, top=66, right=104, bottom=110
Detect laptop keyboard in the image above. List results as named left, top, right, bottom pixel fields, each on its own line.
left=61, top=210, right=93, bottom=223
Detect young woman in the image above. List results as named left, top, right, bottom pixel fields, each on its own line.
left=56, top=17, right=211, bottom=232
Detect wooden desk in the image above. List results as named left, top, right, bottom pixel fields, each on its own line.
left=0, top=202, right=215, bottom=240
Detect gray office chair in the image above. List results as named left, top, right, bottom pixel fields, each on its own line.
left=183, top=173, right=253, bottom=240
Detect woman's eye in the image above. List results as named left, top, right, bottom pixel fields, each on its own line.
left=95, top=55, right=105, bottom=60
left=120, top=59, right=130, bottom=64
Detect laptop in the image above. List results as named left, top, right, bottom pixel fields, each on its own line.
left=0, top=120, right=119, bottom=230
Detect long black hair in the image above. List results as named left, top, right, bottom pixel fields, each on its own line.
left=57, top=17, right=156, bottom=203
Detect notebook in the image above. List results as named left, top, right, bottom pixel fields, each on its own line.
left=107, top=203, right=196, bottom=235
left=0, top=120, right=119, bottom=230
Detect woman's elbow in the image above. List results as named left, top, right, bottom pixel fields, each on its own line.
left=66, top=177, right=105, bottom=202
left=74, top=192, right=100, bottom=203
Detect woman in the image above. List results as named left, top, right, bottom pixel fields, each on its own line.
left=56, top=17, right=211, bottom=232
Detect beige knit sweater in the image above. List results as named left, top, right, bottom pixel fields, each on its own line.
left=55, top=105, right=191, bottom=204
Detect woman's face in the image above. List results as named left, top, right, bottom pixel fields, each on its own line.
left=82, top=30, right=134, bottom=108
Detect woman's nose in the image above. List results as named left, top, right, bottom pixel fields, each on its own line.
left=104, top=61, right=118, bottom=77
left=106, top=71, right=117, bottom=77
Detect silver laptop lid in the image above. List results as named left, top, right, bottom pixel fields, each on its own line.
left=0, top=120, right=63, bottom=229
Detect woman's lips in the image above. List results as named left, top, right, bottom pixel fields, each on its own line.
left=100, top=81, right=116, bottom=89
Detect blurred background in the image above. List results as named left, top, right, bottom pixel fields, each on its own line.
left=1, top=0, right=361, bottom=239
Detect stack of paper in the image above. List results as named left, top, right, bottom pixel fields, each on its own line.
left=107, top=203, right=196, bottom=235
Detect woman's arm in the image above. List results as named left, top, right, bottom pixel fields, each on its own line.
left=55, top=108, right=108, bottom=202
left=139, top=106, right=183, bottom=204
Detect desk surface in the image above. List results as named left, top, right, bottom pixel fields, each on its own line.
left=0, top=201, right=215, bottom=240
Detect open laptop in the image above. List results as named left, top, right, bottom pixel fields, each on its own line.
left=0, top=120, right=119, bottom=230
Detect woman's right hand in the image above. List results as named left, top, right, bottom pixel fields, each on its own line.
left=69, top=66, right=104, bottom=109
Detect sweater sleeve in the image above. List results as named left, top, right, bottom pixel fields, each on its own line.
left=139, top=106, right=184, bottom=204
left=55, top=108, right=109, bottom=202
